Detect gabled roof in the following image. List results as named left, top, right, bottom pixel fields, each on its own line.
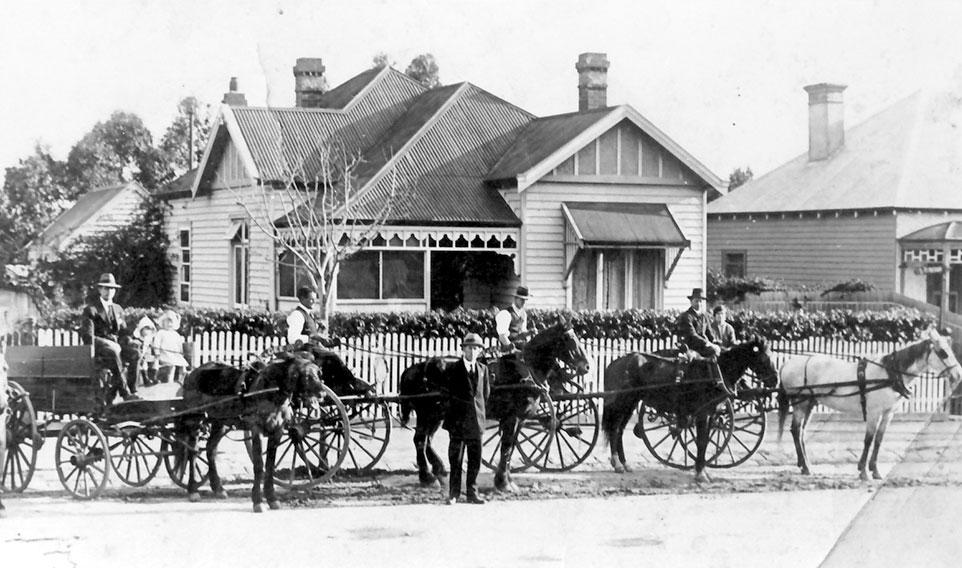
left=33, top=181, right=146, bottom=250
left=710, top=90, right=962, bottom=215
left=487, top=105, right=725, bottom=195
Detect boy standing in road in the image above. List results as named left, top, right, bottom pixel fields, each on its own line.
left=442, top=333, right=490, bottom=505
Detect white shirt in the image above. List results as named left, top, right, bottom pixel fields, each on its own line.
left=463, top=359, right=477, bottom=376
left=286, top=306, right=311, bottom=344
left=494, top=309, right=513, bottom=338
left=153, top=329, right=188, bottom=367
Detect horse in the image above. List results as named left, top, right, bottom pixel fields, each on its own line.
left=399, top=322, right=590, bottom=492
left=602, top=337, right=779, bottom=481
left=778, top=327, right=962, bottom=480
left=0, top=343, right=8, bottom=518
left=175, top=351, right=325, bottom=512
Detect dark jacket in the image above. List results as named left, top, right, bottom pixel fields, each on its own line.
left=442, top=359, right=490, bottom=439
left=80, top=300, right=128, bottom=345
left=675, top=307, right=716, bottom=357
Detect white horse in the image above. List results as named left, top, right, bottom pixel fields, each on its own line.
left=778, top=328, right=962, bottom=480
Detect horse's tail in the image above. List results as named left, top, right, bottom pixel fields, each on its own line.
left=398, top=363, right=421, bottom=427
left=600, top=355, right=633, bottom=448
left=777, top=390, right=790, bottom=441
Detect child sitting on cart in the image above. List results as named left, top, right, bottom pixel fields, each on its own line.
left=154, top=310, right=189, bottom=383
left=132, top=316, right=159, bottom=386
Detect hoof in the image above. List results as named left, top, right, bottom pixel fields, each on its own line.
left=623, top=463, right=634, bottom=473
left=212, top=489, right=229, bottom=499
left=611, top=460, right=625, bottom=474
left=872, top=470, right=883, bottom=480
left=268, top=500, right=281, bottom=511
left=419, top=478, right=441, bottom=489
left=188, top=492, right=201, bottom=503
left=800, top=467, right=811, bottom=476
left=253, top=503, right=264, bottom=513
left=859, top=471, right=869, bottom=482
left=694, top=471, right=712, bottom=483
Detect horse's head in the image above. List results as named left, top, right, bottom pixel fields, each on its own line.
left=720, top=336, right=779, bottom=388
left=526, top=321, right=590, bottom=377
left=923, top=328, right=962, bottom=394
left=264, top=352, right=325, bottom=401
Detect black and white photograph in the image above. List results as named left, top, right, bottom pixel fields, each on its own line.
left=2, top=1, right=962, bottom=566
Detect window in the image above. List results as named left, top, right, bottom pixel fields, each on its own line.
left=722, top=252, right=747, bottom=278
left=277, top=250, right=315, bottom=298
left=337, top=250, right=424, bottom=300
left=230, top=221, right=249, bottom=306
left=179, top=229, right=191, bottom=302
left=572, top=249, right=663, bottom=310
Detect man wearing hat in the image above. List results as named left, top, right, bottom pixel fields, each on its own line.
left=675, top=288, right=721, bottom=359
left=442, top=333, right=490, bottom=505
left=495, top=285, right=531, bottom=353
left=80, top=273, right=142, bottom=402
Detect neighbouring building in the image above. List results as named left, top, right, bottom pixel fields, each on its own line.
left=708, top=84, right=962, bottom=314
left=163, top=54, right=723, bottom=314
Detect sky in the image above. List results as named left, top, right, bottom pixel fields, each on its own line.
left=3, top=0, right=962, bottom=186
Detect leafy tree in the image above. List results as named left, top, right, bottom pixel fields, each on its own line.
left=372, top=52, right=394, bottom=69
left=0, top=144, right=72, bottom=265
left=159, top=96, right=213, bottom=175
left=65, top=111, right=172, bottom=192
left=39, top=196, right=173, bottom=307
left=405, top=53, right=440, bottom=88
left=727, top=166, right=753, bottom=191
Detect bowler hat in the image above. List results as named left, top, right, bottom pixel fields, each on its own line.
left=96, top=273, right=122, bottom=289
left=514, top=286, right=530, bottom=299
left=462, top=333, right=484, bottom=348
left=687, top=288, right=706, bottom=301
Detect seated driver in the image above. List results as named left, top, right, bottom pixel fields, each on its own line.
left=287, top=286, right=339, bottom=350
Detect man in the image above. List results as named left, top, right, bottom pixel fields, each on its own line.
left=675, top=288, right=720, bottom=358
left=709, top=305, right=737, bottom=351
left=442, top=333, right=490, bottom=505
left=286, top=286, right=339, bottom=349
left=80, top=273, right=141, bottom=402
left=495, top=286, right=531, bottom=353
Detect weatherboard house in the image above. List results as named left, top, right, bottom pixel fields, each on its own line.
left=162, top=54, right=723, bottom=314
left=708, top=84, right=962, bottom=315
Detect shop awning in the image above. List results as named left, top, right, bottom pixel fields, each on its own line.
left=900, top=221, right=962, bottom=249
left=562, top=202, right=690, bottom=279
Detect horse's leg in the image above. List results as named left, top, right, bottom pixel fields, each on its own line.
left=250, top=426, right=265, bottom=513
left=414, top=422, right=438, bottom=487
left=868, top=410, right=895, bottom=480
left=264, top=426, right=281, bottom=510
left=207, top=423, right=228, bottom=499
left=495, top=417, right=519, bottom=492
left=426, top=421, right=447, bottom=479
left=619, top=403, right=637, bottom=472
left=693, top=413, right=712, bottom=483
left=608, top=403, right=631, bottom=473
left=186, top=425, right=201, bottom=502
left=791, top=402, right=813, bottom=475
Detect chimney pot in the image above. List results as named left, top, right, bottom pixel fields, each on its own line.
left=222, top=77, right=247, bottom=106
left=576, top=52, right=610, bottom=112
left=294, top=57, right=329, bottom=107
left=803, top=83, right=847, bottom=161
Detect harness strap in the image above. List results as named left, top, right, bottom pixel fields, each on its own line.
left=857, top=359, right=868, bottom=421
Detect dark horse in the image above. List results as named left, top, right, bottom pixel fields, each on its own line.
left=602, top=337, right=778, bottom=481
left=399, top=323, right=590, bottom=492
left=175, top=351, right=325, bottom=512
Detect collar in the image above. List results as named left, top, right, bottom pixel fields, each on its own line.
left=101, top=298, right=113, bottom=310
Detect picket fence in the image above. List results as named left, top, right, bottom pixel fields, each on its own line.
left=4, top=329, right=950, bottom=414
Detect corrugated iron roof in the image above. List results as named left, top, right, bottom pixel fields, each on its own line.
left=710, top=90, right=962, bottom=214
left=563, top=201, right=689, bottom=246
left=311, top=67, right=383, bottom=109
left=34, top=182, right=144, bottom=248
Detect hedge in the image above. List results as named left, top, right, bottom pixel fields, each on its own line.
left=35, top=306, right=937, bottom=342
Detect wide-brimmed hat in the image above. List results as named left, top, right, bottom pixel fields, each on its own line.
left=514, top=286, right=531, bottom=299
left=687, top=288, right=706, bottom=301
left=462, top=333, right=484, bottom=348
left=96, top=273, right=121, bottom=289
left=158, top=309, right=182, bottom=327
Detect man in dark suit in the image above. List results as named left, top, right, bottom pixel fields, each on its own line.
left=442, top=333, right=490, bottom=505
left=80, top=273, right=141, bottom=401
left=675, top=287, right=723, bottom=382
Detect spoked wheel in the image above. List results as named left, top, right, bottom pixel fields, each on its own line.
left=162, top=428, right=210, bottom=489
left=526, top=390, right=600, bottom=472
left=343, top=398, right=392, bottom=473
left=265, top=384, right=351, bottom=489
left=108, top=425, right=162, bottom=486
left=707, top=397, right=766, bottom=468
left=482, top=390, right=556, bottom=473
left=2, top=380, right=40, bottom=492
left=637, top=400, right=734, bottom=470
left=55, top=418, right=111, bottom=499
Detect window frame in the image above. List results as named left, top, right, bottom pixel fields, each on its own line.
left=179, top=227, right=191, bottom=303
left=721, top=250, right=747, bottom=278
left=230, top=220, right=250, bottom=307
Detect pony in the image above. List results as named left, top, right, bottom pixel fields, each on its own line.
left=602, top=337, right=779, bottom=481
left=175, top=351, right=325, bottom=512
left=778, top=327, right=962, bottom=480
left=399, top=322, right=590, bottom=492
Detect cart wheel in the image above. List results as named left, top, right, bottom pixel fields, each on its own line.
left=707, top=397, right=767, bottom=468
left=268, top=384, right=351, bottom=489
left=108, top=426, right=162, bottom=486
left=526, top=391, right=600, bottom=472
left=2, top=381, right=39, bottom=492
left=637, top=400, right=734, bottom=470
left=161, top=430, right=209, bottom=489
left=343, top=398, right=392, bottom=473
left=482, top=390, right=555, bottom=473
left=55, top=418, right=111, bottom=499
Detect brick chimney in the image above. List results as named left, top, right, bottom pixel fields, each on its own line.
left=222, top=77, right=247, bottom=106
left=803, top=83, right=847, bottom=161
left=576, top=53, right=610, bottom=112
left=294, top=58, right=328, bottom=107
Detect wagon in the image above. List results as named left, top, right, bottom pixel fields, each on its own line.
left=1, top=344, right=352, bottom=499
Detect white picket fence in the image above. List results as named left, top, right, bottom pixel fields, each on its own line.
left=5, top=329, right=950, bottom=414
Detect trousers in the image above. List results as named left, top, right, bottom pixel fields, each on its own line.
left=448, top=437, right=482, bottom=498
left=94, top=337, right=141, bottom=396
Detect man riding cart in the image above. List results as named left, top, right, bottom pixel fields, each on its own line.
left=80, top=273, right=142, bottom=402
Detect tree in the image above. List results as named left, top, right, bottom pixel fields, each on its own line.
left=235, top=145, right=411, bottom=324
left=159, top=97, right=213, bottom=175
left=0, top=144, right=71, bottom=265
left=65, top=111, right=172, bottom=192
left=39, top=196, right=173, bottom=307
left=405, top=53, right=440, bottom=88
left=372, top=52, right=394, bottom=69
left=727, top=166, right=754, bottom=191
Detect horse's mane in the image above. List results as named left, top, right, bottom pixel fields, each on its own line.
left=524, top=323, right=567, bottom=356
left=880, top=337, right=931, bottom=371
